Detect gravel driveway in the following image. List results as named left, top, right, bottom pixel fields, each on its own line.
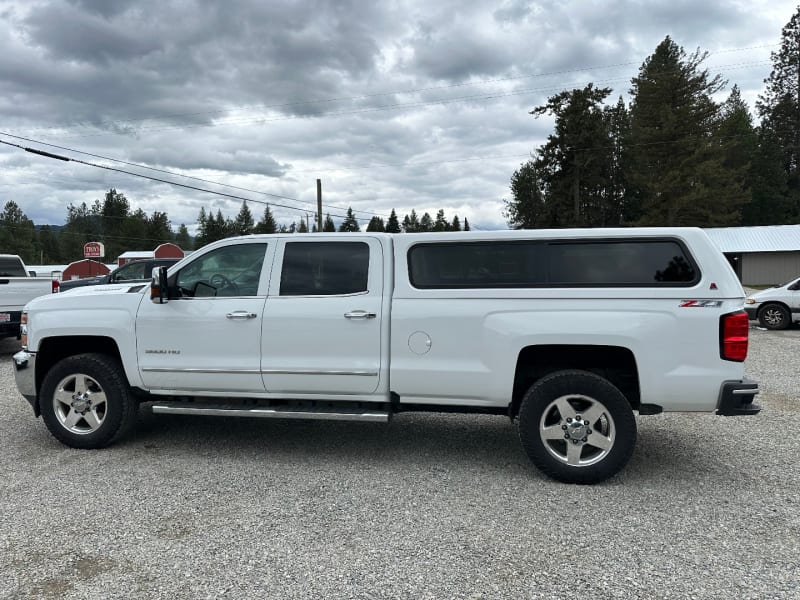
left=0, top=327, right=798, bottom=600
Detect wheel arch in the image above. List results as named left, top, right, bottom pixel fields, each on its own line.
left=510, top=344, right=640, bottom=418
left=34, top=336, right=123, bottom=415
left=757, top=301, right=791, bottom=317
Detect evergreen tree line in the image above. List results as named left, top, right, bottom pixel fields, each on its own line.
left=0, top=189, right=191, bottom=265
left=504, top=12, right=800, bottom=229
left=194, top=203, right=470, bottom=247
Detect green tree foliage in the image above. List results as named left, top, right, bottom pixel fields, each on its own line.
left=450, top=215, right=461, bottom=231
left=338, top=207, right=360, bottom=232
left=147, top=211, right=173, bottom=245
left=175, top=224, right=192, bottom=250
left=628, top=37, right=746, bottom=226
left=433, top=209, right=448, bottom=231
left=0, top=201, right=37, bottom=263
left=37, top=225, right=62, bottom=263
left=323, top=214, right=336, bottom=232
left=504, top=160, right=550, bottom=228
left=463, top=217, right=470, bottom=231
left=99, top=188, right=129, bottom=260
left=254, top=205, right=277, bottom=234
left=756, top=6, right=800, bottom=220
left=402, top=209, right=420, bottom=232
left=532, top=84, right=617, bottom=227
left=366, top=216, right=385, bottom=231
left=744, top=124, right=793, bottom=224
left=385, top=209, right=401, bottom=233
left=419, top=212, right=434, bottom=231
left=297, top=219, right=309, bottom=233
left=61, top=201, right=101, bottom=260
left=234, top=201, right=255, bottom=235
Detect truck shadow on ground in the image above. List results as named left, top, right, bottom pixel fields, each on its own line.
left=129, top=406, right=738, bottom=486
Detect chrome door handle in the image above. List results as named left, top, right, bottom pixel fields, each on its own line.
left=226, top=311, right=257, bottom=320
left=344, top=310, right=376, bottom=319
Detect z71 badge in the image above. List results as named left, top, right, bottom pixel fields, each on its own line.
left=679, top=300, right=723, bottom=308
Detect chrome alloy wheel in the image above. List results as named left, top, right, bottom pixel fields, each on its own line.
left=538, top=394, right=616, bottom=467
left=52, top=373, right=108, bottom=435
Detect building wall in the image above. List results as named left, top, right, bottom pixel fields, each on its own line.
left=741, top=252, right=800, bottom=286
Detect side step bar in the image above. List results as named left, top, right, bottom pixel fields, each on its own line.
left=151, top=402, right=390, bottom=423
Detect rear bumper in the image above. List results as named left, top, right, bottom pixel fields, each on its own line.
left=716, top=379, right=760, bottom=416
left=13, top=350, right=37, bottom=412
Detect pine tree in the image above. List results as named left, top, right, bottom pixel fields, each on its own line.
left=366, top=216, right=385, bottom=231
left=298, top=219, right=309, bottom=233
left=254, top=205, right=277, bottom=234
left=419, top=212, right=434, bottom=232
left=504, top=160, right=549, bottom=228
left=433, top=209, right=448, bottom=231
left=338, top=207, right=360, bottom=232
left=0, top=200, right=36, bottom=263
left=528, top=84, right=615, bottom=227
left=450, top=215, right=461, bottom=231
left=403, top=209, right=420, bottom=232
left=386, top=209, right=401, bottom=233
left=463, top=217, right=470, bottom=231
left=175, top=224, right=192, bottom=250
left=628, top=36, right=745, bottom=226
left=234, top=201, right=255, bottom=235
left=756, top=6, right=800, bottom=220
left=323, top=214, right=336, bottom=232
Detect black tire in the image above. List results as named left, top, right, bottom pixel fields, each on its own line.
left=518, top=369, right=636, bottom=484
left=39, top=353, right=137, bottom=449
left=758, top=303, right=790, bottom=330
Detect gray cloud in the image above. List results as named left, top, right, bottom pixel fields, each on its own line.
left=0, top=0, right=793, bottom=236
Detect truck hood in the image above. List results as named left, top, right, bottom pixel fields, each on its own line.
left=26, top=282, right=147, bottom=310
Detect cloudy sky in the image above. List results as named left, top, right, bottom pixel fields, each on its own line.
left=0, top=0, right=794, bottom=234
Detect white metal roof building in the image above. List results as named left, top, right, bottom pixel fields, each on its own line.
left=704, top=225, right=800, bottom=286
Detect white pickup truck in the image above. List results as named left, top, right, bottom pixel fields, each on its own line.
left=0, top=254, right=57, bottom=339
left=13, top=229, right=759, bottom=483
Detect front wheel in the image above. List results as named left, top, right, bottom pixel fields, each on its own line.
left=758, top=303, right=790, bottom=330
left=39, top=353, right=137, bottom=449
left=518, top=370, right=637, bottom=484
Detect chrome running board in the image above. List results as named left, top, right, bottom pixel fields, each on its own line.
left=151, top=402, right=390, bottom=423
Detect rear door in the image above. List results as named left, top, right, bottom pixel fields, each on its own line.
left=261, top=238, right=384, bottom=395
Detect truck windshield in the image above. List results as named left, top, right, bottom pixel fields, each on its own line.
left=0, top=257, right=27, bottom=277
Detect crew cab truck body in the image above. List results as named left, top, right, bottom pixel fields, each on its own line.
left=13, top=229, right=759, bottom=483
left=0, top=254, right=58, bottom=339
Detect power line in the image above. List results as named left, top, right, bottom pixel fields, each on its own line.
left=0, top=130, right=382, bottom=219
left=0, top=137, right=358, bottom=221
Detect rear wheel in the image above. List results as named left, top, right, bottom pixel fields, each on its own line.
left=758, top=303, right=790, bottom=330
left=39, top=353, right=137, bottom=449
left=518, top=370, right=636, bottom=484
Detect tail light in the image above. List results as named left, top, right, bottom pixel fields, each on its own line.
left=720, top=311, right=749, bottom=362
left=20, top=312, right=27, bottom=348
left=51, top=270, right=61, bottom=293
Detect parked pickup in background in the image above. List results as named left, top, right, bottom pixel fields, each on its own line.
left=13, top=229, right=760, bottom=484
left=59, top=258, right=181, bottom=292
left=745, top=276, right=800, bottom=330
left=0, top=254, right=58, bottom=339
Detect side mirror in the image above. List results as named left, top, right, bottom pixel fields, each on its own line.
left=150, top=266, right=170, bottom=304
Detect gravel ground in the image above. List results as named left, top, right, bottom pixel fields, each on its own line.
left=0, top=327, right=798, bottom=600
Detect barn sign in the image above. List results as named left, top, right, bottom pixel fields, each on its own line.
left=84, top=241, right=105, bottom=259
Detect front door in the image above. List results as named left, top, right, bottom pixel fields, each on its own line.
left=136, top=241, right=272, bottom=393
left=261, top=238, right=383, bottom=395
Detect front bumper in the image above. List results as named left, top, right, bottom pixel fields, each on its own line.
left=13, top=350, right=37, bottom=412
left=744, top=306, right=758, bottom=320
left=716, top=379, right=760, bottom=416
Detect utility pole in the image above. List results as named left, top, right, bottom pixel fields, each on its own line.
left=316, top=179, right=323, bottom=232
